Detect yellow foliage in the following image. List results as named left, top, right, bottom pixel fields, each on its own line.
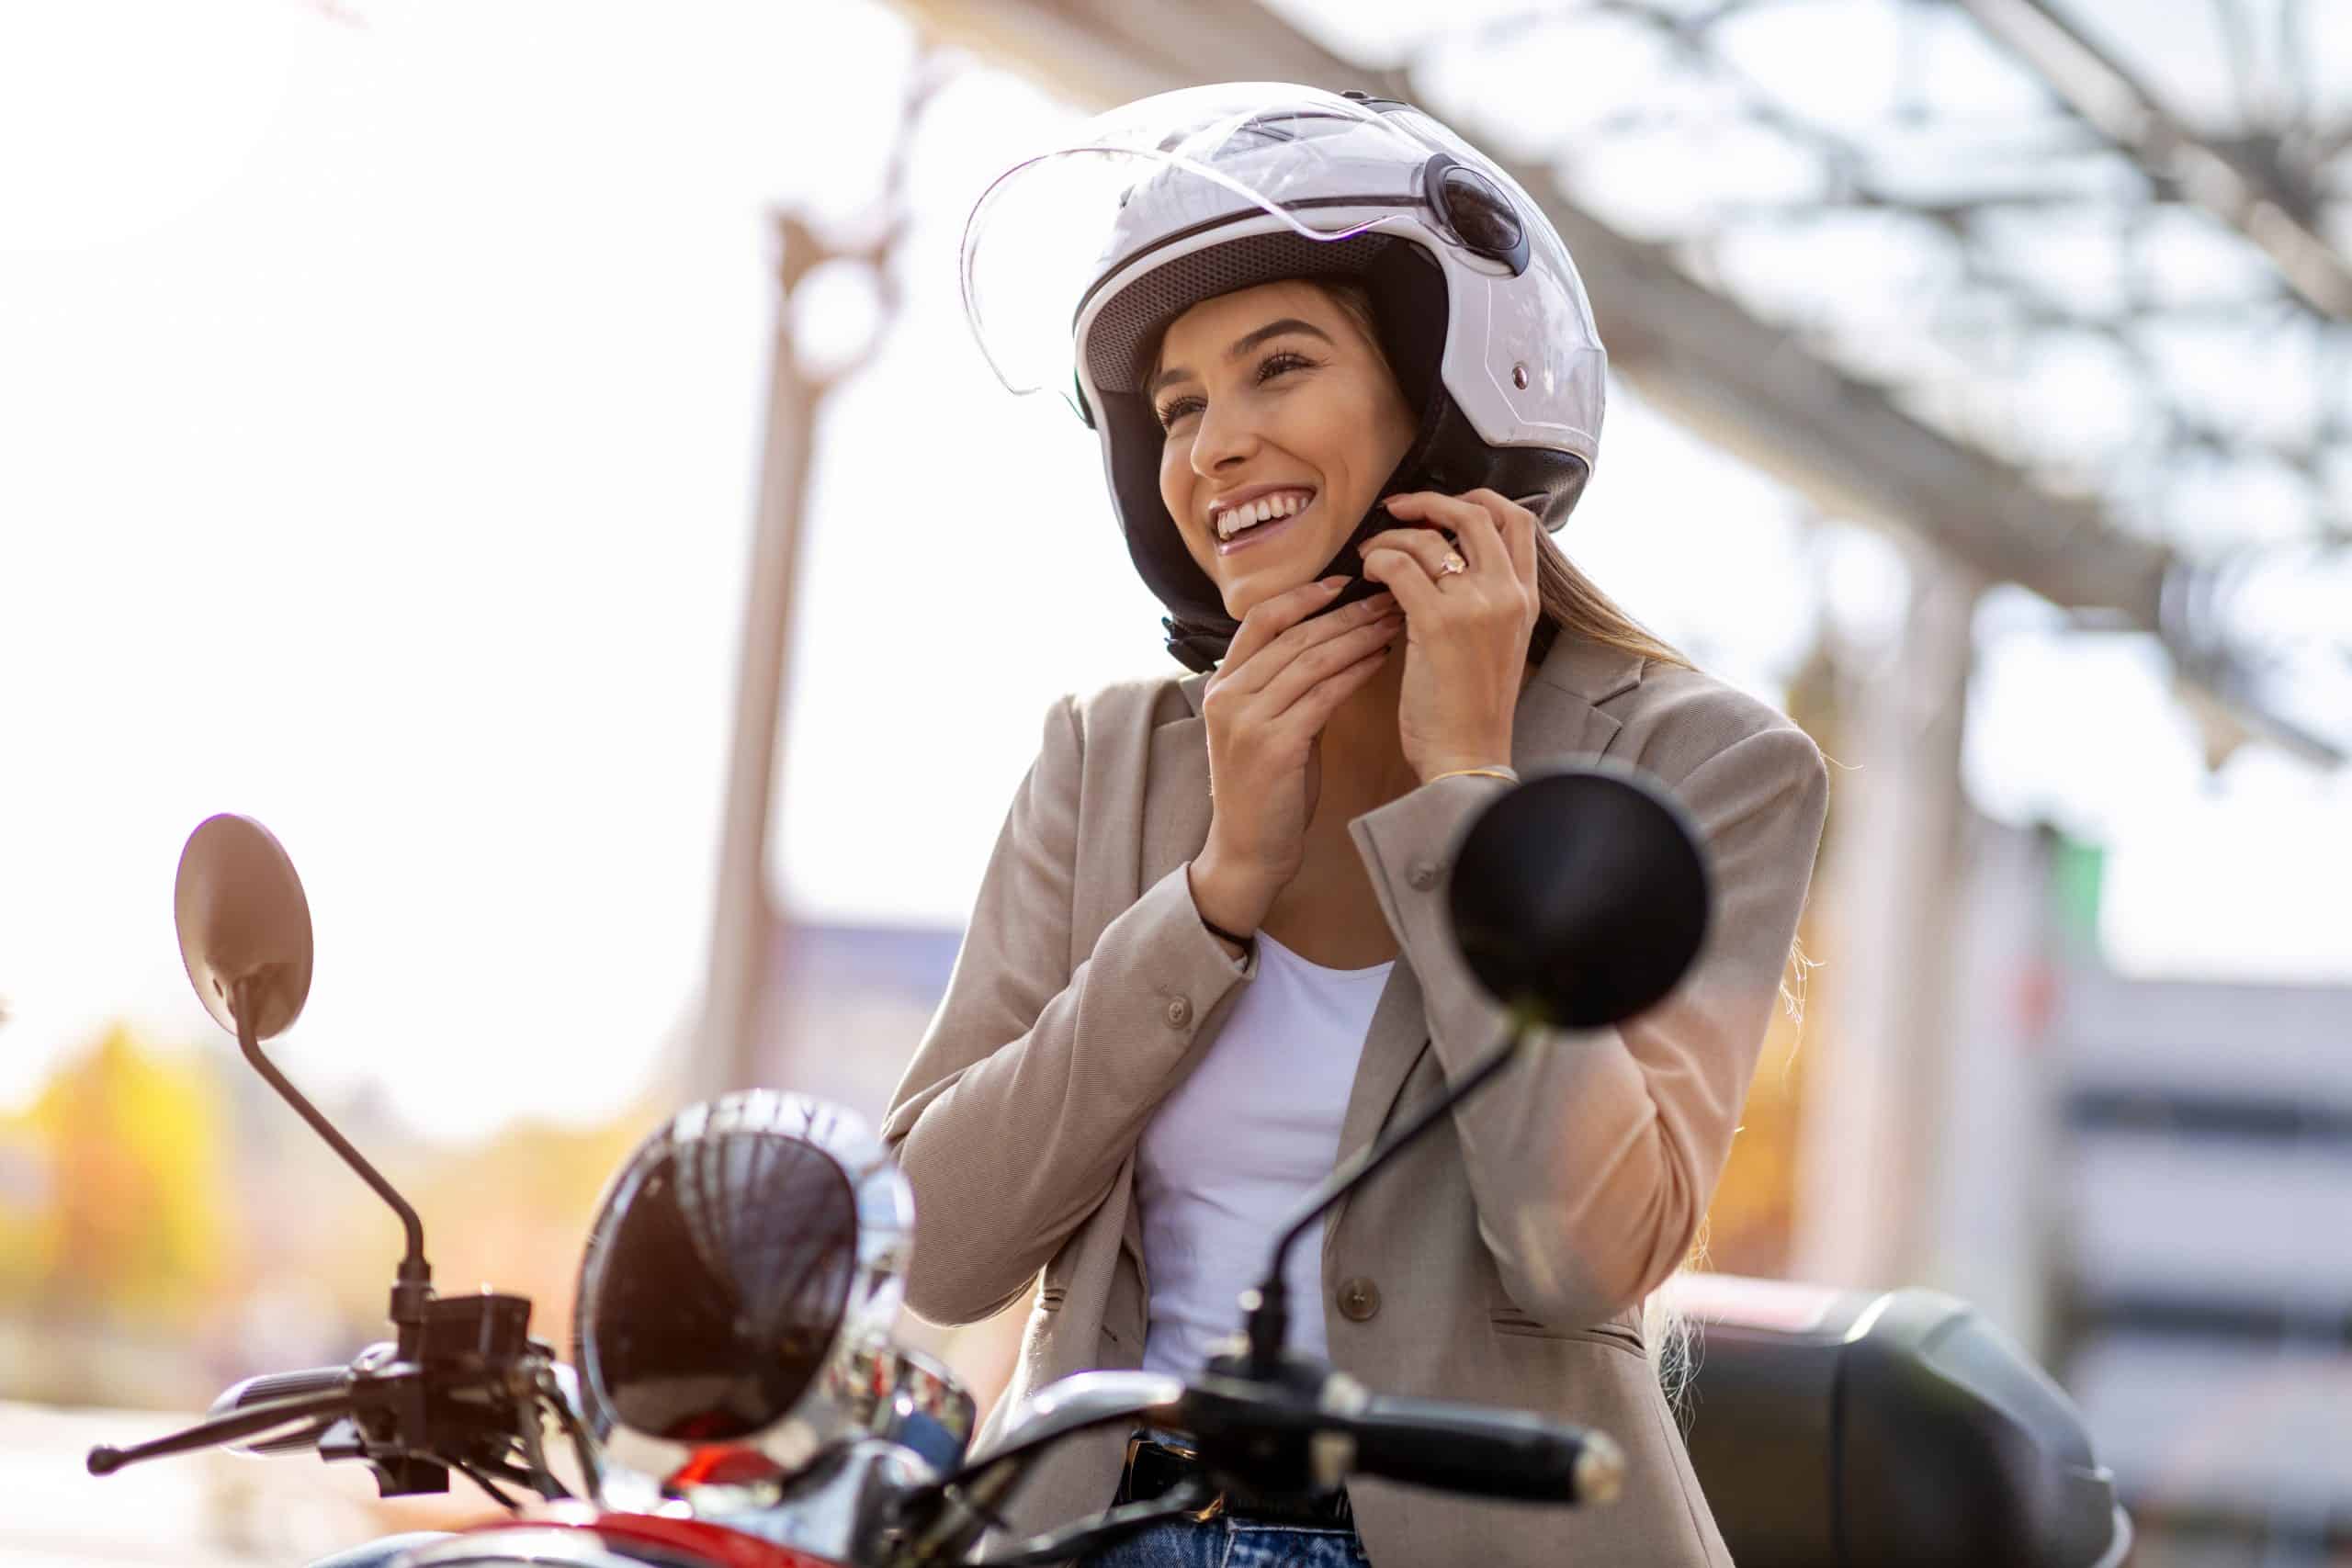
left=0, top=1024, right=230, bottom=1325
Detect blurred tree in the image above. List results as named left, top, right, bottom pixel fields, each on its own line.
left=0, top=1024, right=232, bottom=1325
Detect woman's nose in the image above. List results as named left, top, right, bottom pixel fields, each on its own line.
left=1189, top=401, right=1260, bottom=478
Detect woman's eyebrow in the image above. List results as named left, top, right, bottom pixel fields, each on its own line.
left=1147, top=318, right=1336, bottom=400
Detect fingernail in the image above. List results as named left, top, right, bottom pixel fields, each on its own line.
left=1321, top=575, right=1347, bottom=590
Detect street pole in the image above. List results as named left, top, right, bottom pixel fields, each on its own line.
left=694, top=63, right=936, bottom=1100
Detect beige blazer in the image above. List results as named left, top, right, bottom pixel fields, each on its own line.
left=881, top=630, right=1829, bottom=1566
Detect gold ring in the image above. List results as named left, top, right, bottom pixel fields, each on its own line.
left=1439, top=552, right=1467, bottom=576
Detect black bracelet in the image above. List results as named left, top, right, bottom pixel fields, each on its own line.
left=1201, top=914, right=1256, bottom=952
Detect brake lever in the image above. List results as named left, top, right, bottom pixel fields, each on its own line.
left=87, top=1389, right=356, bottom=1476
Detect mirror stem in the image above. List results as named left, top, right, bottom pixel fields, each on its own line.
left=232, top=976, right=433, bottom=1333
left=1243, top=1004, right=1543, bottom=1373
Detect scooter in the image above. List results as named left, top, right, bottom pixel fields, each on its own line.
left=86, top=769, right=2131, bottom=1567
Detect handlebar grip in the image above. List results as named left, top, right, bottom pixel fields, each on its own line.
left=207, top=1366, right=354, bottom=1456
left=1340, top=1396, right=1624, bottom=1506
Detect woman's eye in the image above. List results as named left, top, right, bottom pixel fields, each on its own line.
left=1156, top=353, right=1315, bottom=431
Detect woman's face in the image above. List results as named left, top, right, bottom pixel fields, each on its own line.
left=1150, top=280, right=1417, bottom=621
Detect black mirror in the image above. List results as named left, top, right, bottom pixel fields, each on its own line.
left=175, top=813, right=315, bottom=1042
left=1448, top=764, right=1710, bottom=1028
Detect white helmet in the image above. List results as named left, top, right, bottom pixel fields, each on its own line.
left=962, top=83, right=1608, bottom=670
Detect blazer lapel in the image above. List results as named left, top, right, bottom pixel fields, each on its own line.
left=1139, top=730, right=1213, bottom=893
left=1331, top=638, right=1638, bottom=1169
left=1123, top=673, right=1217, bottom=1279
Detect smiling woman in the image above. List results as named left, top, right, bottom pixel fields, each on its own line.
left=891, top=83, right=1830, bottom=1568
left=1150, top=284, right=1416, bottom=608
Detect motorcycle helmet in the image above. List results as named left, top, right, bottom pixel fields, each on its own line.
left=961, top=82, right=1608, bottom=670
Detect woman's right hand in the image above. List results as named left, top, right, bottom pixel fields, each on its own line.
left=1192, top=575, right=1403, bottom=935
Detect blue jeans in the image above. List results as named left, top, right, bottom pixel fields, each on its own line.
left=1078, top=1517, right=1373, bottom=1567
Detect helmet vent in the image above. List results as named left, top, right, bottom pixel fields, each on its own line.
left=1427, top=159, right=1529, bottom=275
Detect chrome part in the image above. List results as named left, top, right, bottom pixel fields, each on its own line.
left=852, top=1342, right=977, bottom=1477
left=1308, top=1428, right=1355, bottom=1492
left=576, top=1090, right=917, bottom=1494
left=401, top=1529, right=655, bottom=1567
left=981, top=1371, right=1188, bottom=1461
left=705, top=1438, right=936, bottom=1564
left=1317, top=1371, right=1369, bottom=1417
left=1574, top=1429, right=1626, bottom=1506
left=2089, top=1504, right=2135, bottom=1568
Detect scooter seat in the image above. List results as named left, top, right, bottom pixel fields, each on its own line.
left=1670, top=1276, right=2131, bottom=1568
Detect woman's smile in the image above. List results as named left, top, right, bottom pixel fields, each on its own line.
left=1212, top=488, right=1317, bottom=555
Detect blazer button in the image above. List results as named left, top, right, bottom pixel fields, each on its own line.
left=1407, top=859, right=1441, bottom=891
left=1165, top=997, right=1193, bottom=1029
left=1338, top=1277, right=1381, bottom=1322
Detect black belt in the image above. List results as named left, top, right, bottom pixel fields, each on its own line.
left=1114, top=1435, right=1356, bottom=1530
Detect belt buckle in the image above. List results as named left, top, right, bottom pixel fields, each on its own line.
left=1122, top=1434, right=1226, bottom=1523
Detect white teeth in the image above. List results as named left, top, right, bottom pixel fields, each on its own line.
left=1214, top=491, right=1312, bottom=540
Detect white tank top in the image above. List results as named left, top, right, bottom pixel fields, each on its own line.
left=1136, top=931, right=1396, bottom=1375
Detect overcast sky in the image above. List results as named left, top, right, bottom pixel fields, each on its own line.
left=3, top=0, right=2346, bottom=1140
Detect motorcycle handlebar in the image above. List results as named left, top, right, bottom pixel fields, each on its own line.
left=1337, top=1395, right=1624, bottom=1506
left=207, top=1365, right=355, bottom=1456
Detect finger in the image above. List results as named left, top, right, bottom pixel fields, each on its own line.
left=1383, top=492, right=1498, bottom=573
left=1271, top=636, right=1393, bottom=728
left=1223, top=574, right=1350, bottom=676
left=1257, top=611, right=1404, bottom=716
left=1360, top=548, right=1447, bottom=620
left=1225, top=590, right=1399, bottom=696
left=1355, top=526, right=1457, bottom=581
left=1447, top=497, right=1510, bottom=585
left=1461, top=489, right=1538, bottom=589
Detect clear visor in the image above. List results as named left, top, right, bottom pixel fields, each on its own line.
left=960, top=84, right=1437, bottom=406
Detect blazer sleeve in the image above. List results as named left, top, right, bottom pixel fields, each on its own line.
left=1347, top=716, right=1829, bottom=1328
left=880, top=693, right=1256, bottom=1325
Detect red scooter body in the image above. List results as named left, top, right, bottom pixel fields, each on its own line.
left=458, top=1506, right=843, bottom=1568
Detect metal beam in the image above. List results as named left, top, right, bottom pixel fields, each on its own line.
left=895, top=0, right=2336, bottom=762
left=1955, top=0, right=2352, bottom=322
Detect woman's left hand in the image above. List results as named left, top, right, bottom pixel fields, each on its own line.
left=1358, top=488, right=1544, bottom=784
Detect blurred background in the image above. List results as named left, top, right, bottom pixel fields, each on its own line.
left=1, top=0, right=2347, bottom=1562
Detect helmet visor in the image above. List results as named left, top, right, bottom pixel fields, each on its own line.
left=961, top=84, right=1438, bottom=407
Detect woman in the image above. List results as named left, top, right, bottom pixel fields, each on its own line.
left=885, top=86, right=1827, bottom=1567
